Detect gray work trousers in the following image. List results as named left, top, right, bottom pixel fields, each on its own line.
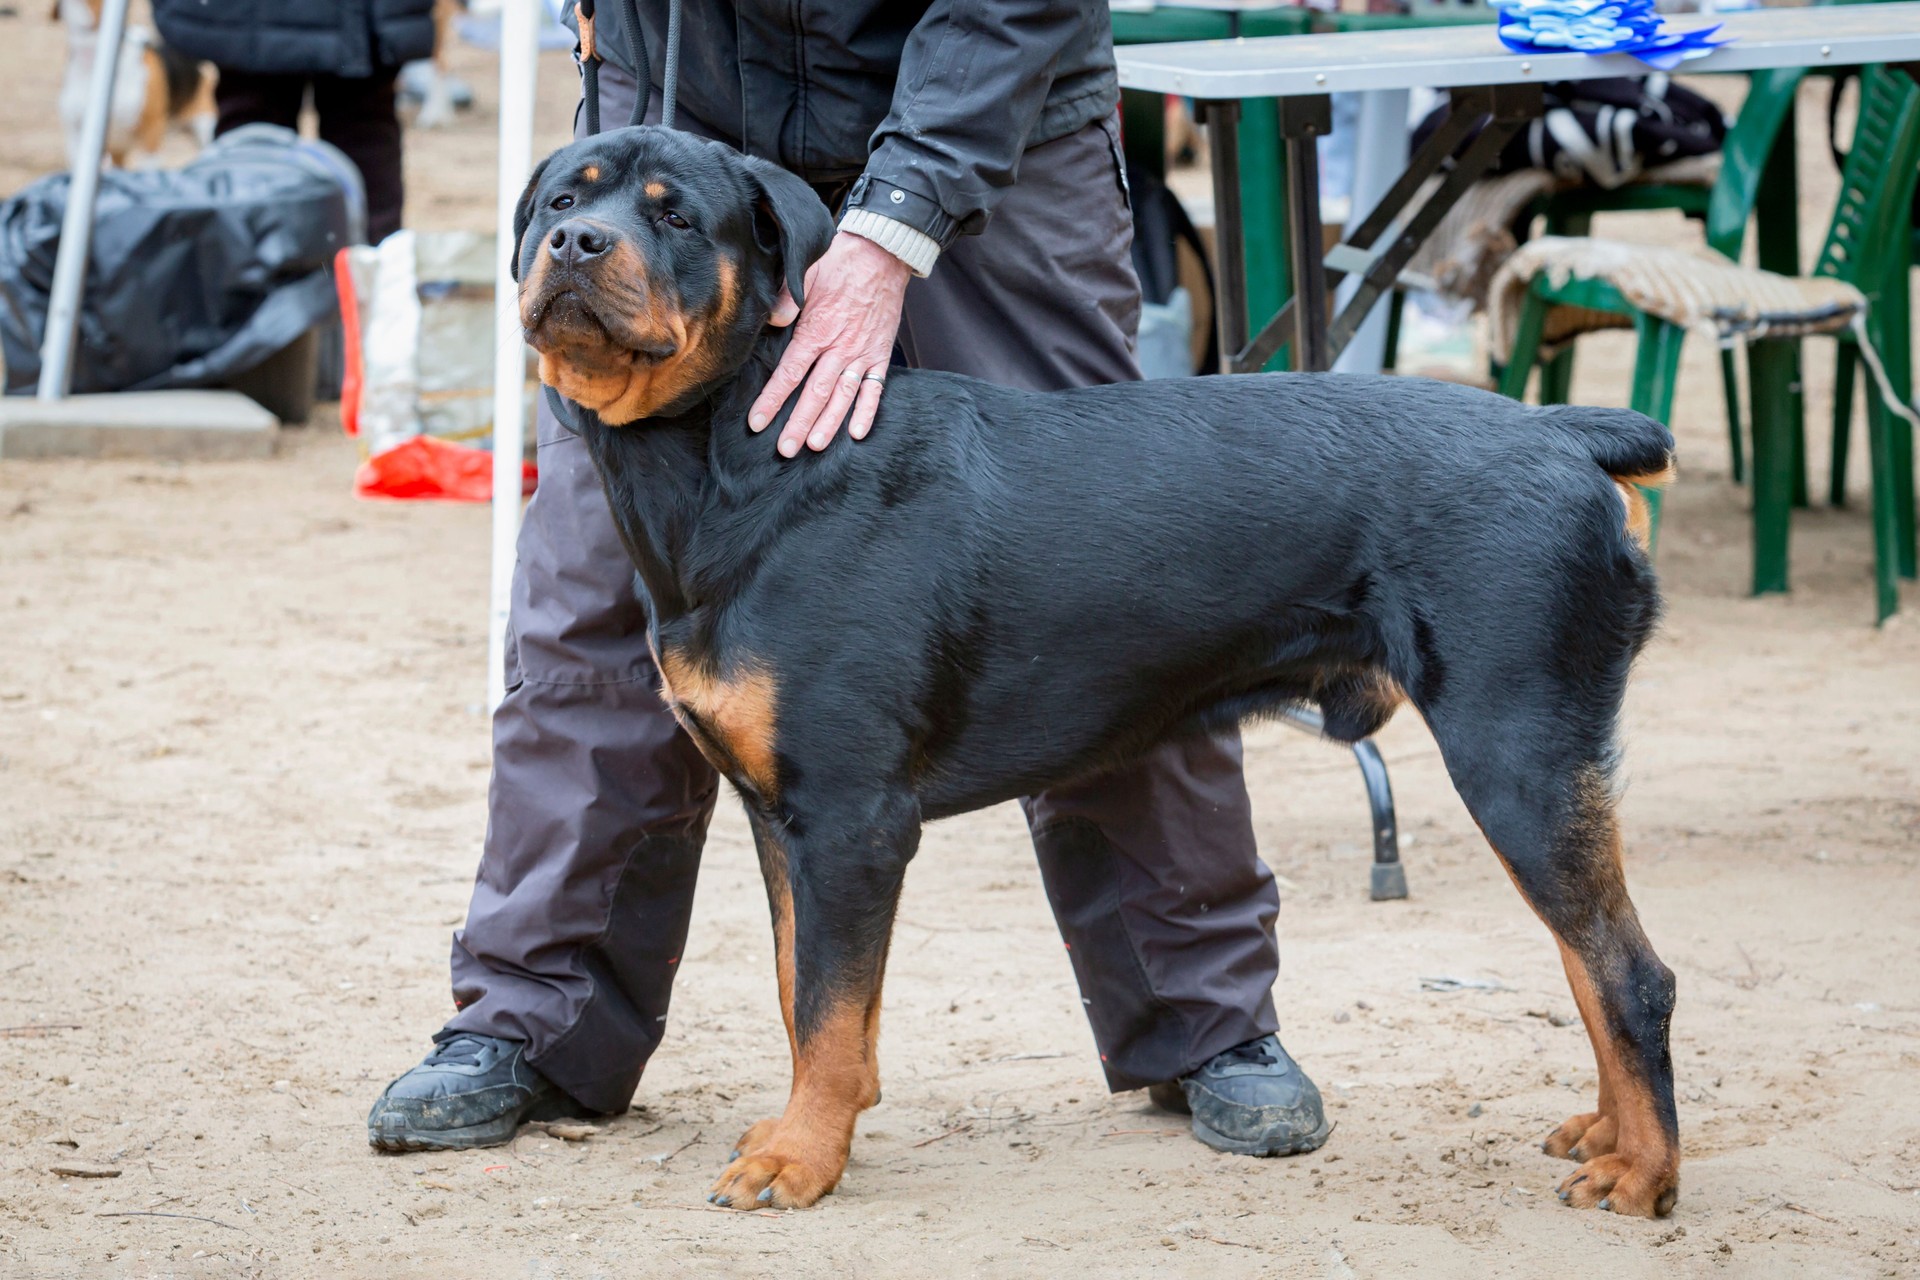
left=444, top=64, right=1281, bottom=1112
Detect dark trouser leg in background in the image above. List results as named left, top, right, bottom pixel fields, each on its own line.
left=897, top=115, right=1282, bottom=1091
left=311, top=71, right=406, bottom=242
left=211, top=68, right=304, bottom=135
left=214, top=69, right=407, bottom=243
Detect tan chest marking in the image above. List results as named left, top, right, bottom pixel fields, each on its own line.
left=656, top=646, right=780, bottom=798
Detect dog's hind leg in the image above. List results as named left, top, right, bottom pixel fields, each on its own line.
left=1427, top=712, right=1678, bottom=1218
left=709, top=790, right=918, bottom=1210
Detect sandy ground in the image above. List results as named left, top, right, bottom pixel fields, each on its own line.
left=3, top=10, right=1920, bottom=1277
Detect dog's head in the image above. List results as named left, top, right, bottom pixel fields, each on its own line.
left=513, top=126, right=835, bottom=424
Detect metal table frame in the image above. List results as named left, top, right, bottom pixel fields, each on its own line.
left=1120, top=3, right=1920, bottom=375
left=1200, top=81, right=1543, bottom=374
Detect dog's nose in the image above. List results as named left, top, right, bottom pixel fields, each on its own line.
left=548, top=220, right=611, bottom=264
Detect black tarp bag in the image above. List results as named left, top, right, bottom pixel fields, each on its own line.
left=0, top=125, right=361, bottom=397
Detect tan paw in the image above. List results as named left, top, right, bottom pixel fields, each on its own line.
left=1543, top=1111, right=1617, bottom=1161
left=1555, top=1152, right=1678, bottom=1217
left=707, top=1143, right=844, bottom=1210
left=728, top=1117, right=781, bottom=1162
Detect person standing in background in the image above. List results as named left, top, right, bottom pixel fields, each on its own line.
left=151, top=0, right=436, bottom=243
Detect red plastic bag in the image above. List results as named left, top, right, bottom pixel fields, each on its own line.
left=334, top=235, right=537, bottom=502
left=352, top=433, right=535, bottom=503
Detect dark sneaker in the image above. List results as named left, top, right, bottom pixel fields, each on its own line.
left=367, top=1034, right=593, bottom=1152
left=1149, top=1033, right=1331, bottom=1157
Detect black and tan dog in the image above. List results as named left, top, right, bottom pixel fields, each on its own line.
left=512, top=126, right=1682, bottom=1217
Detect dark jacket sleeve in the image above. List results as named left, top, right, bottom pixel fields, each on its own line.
left=842, top=0, right=1112, bottom=249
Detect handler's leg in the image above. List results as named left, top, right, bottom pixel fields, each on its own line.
left=366, top=397, right=719, bottom=1151
left=370, top=64, right=718, bottom=1149
left=895, top=116, right=1321, bottom=1153
left=450, top=415, right=718, bottom=1104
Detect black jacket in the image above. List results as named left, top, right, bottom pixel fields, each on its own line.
left=153, top=0, right=436, bottom=79
left=567, top=1, right=1120, bottom=250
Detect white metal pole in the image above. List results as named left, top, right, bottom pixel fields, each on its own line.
left=36, top=0, right=131, bottom=401
left=488, top=0, right=541, bottom=710
left=1332, top=89, right=1412, bottom=377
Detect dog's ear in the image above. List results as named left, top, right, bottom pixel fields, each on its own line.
left=739, top=154, right=835, bottom=310
left=509, top=154, right=554, bottom=283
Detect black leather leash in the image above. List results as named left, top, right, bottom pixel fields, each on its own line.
left=577, top=0, right=679, bottom=137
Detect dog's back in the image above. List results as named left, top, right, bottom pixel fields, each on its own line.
left=855, top=370, right=1669, bottom=810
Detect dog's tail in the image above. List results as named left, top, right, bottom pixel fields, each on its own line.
left=1559, top=406, right=1676, bottom=553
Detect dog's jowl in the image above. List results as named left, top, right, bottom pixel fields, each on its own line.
left=514, top=125, right=1681, bottom=1217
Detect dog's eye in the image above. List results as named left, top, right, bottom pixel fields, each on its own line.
left=549, top=194, right=575, bottom=211
left=662, top=211, right=691, bottom=230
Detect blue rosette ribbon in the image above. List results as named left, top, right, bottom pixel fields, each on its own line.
left=1491, top=0, right=1730, bottom=71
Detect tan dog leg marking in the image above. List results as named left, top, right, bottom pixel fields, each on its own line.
left=1477, top=769, right=1678, bottom=1218
left=1550, top=939, right=1677, bottom=1216
left=711, top=828, right=883, bottom=1209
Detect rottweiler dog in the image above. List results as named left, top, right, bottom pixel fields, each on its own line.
left=511, top=125, right=1681, bottom=1217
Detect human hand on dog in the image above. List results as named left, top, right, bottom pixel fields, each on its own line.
left=749, top=231, right=911, bottom=456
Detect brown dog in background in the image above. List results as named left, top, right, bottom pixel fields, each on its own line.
left=56, top=0, right=215, bottom=168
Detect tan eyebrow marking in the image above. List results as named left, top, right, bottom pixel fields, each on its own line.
left=581, top=164, right=601, bottom=182
left=644, top=181, right=667, bottom=199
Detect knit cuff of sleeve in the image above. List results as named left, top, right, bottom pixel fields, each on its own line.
left=837, top=209, right=942, bottom=278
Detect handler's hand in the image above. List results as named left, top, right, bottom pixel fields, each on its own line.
left=749, top=231, right=911, bottom=456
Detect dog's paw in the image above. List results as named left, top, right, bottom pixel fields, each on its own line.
left=728, top=1117, right=781, bottom=1162
left=706, top=1143, right=843, bottom=1210
left=1543, top=1110, right=1617, bottom=1161
left=1554, top=1152, right=1678, bottom=1217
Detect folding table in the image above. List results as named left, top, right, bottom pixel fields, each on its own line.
left=1116, top=3, right=1920, bottom=375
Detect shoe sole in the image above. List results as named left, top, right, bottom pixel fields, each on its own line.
left=1190, top=1112, right=1333, bottom=1158
left=367, top=1095, right=588, bottom=1154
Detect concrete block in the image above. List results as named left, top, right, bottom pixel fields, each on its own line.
left=0, top=390, right=279, bottom=461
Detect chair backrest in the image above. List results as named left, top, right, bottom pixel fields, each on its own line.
left=1812, top=65, right=1920, bottom=299
left=1705, top=67, right=1806, bottom=260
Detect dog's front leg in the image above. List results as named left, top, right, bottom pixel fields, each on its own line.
left=709, top=793, right=919, bottom=1209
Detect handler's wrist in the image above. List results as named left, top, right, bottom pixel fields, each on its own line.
left=838, top=210, right=940, bottom=279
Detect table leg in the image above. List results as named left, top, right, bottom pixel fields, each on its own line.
left=1201, top=99, right=1250, bottom=373
left=1321, top=83, right=1541, bottom=367
left=1755, top=97, right=1809, bottom=508
left=1332, top=89, right=1412, bottom=376
left=1750, top=339, right=1796, bottom=595
left=1119, top=89, right=1166, bottom=185
left=1280, top=95, right=1334, bottom=372
left=1276, top=706, right=1407, bottom=901
left=1218, top=85, right=1539, bottom=377
left=1887, top=232, right=1916, bottom=579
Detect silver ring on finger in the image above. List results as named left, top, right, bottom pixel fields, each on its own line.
left=861, top=372, right=886, bottom=387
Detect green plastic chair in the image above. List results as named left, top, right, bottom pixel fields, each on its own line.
left=1827, top=121, right=1916, bottom=579
left=1528, top=68, right=1807, bottom=481
left=1498, top=65, right=1920, bottom=622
